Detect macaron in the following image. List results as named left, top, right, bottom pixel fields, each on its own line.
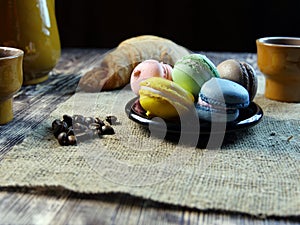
left=130, top=59, right=173, bottom=95
left=217, top=59, right=258, bottom=101
left=196, top=77, right=250, bottom=122
left=139, top=77, right=194, bottom=119
left=171, top=53, right=220, bottom=96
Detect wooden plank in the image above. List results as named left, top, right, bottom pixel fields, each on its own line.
left=0, top=190, right=298, bottom=225
left=0, top=48, right=106, bottom=157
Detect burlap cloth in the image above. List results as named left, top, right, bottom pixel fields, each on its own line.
left=0, top=75, right=299, bottom=218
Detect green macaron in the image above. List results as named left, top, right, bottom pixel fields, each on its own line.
left=171, top=53, right=220, bottom=96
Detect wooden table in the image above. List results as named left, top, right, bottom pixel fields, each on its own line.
left=0, top=48, right=298, bottom=225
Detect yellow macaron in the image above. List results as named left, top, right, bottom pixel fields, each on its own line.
left=139, top=77, right=195, bottom=119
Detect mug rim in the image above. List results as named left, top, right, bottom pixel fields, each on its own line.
left=256, top=36, right=300, bottom=48
left=0, top=47, right=24, bottom=60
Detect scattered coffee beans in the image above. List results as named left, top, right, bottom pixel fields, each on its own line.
left=51, top=114, right=118, bottom=146
left=105, top=115, right=118, bottom=125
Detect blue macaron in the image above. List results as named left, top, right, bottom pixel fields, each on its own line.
left=195, top=77, right=250, bottom=122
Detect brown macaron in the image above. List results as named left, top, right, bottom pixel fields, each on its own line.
left=216, top=59, right=258, bottom=101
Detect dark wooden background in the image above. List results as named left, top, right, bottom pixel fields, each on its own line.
left=55, top=0, right=300, bottom=53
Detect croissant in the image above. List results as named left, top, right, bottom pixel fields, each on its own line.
left=78, top=35, right=191, bottom=92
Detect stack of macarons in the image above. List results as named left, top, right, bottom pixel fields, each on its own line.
left=129, top=54, right=257, bottom=123
left=195, top=77, right=250, bottom=122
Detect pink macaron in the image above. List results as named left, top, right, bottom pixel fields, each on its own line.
left=130, top=59, right=173, bottom=95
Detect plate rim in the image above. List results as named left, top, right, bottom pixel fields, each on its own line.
left=125, top=97, right=263, bottom=135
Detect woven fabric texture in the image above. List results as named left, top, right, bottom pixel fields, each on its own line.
left=0, top=75, right=299, bottom=217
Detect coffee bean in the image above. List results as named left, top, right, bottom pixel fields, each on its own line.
left=76, top=130, right=94, bottom=142
left=73, top=114, right=85, bottom=124
left=67, top=128, right=74, bottom=136
left=53, top=121, right=68, bottom=138
left=86, top=129, right=95, bottom=138
left=94, top=129, right=101, bottom=137
left=67, top=135, right=77, bottom=145
left=95, top=117, right=105, bottom=126
left=74, top=132, right=86, bottom=142
left=73, top=122, right=87, bottom=132
left=57, top=132, right=68, bottom=146
left=52, top=114, right=118, bottom=146
left=52, top=119, right=62, bottom=131
left=101, top=125, right=115, bottom=135
left=105, top=115, right=118, bottom=125
left=89, top=122, right=100, bottom=130
left=84, top=117, right=95, bottom=125
left=63, top=114, right=73, bottom=127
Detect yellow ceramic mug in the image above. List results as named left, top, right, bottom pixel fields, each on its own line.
left=0, top=47, right=23, bottom=125
left=256, top=37, right=300, bottom=102
left=0, top=0, right=61, bottom=85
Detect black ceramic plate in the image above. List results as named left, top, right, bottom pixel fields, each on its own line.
left=125, top=97, right=263, bottom=135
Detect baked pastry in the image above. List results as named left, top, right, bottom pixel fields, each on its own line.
left=78, top=35, right=191, bottom=92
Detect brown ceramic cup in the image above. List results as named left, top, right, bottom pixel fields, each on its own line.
left=256, top=37, right=300, bottom=102
left=0, top=47, right=23, bottom=125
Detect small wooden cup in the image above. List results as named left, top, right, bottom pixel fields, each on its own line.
left=0, top=47, right=23, bottom=125
left=256, top=37, right=300, bottom=102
